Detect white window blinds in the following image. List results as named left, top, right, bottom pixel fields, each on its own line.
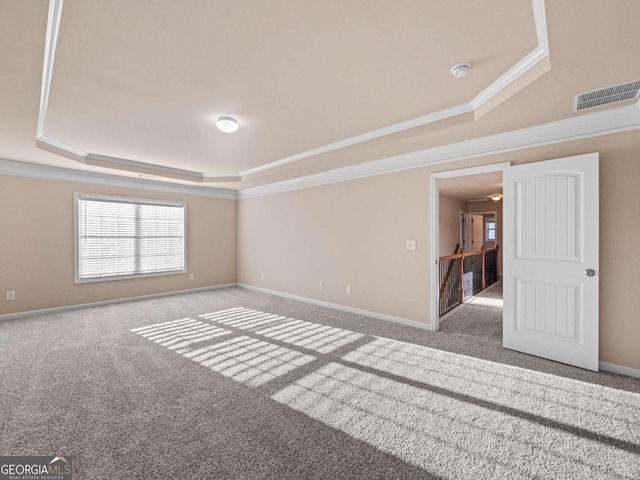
left=76, top=194, right=186, bottom=282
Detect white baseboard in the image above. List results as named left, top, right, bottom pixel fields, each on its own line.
left=0, top=283, right=237, bottom=321
left=237, top=283, right=433, bottom=331
left=599, top=361, right=640, bottom=379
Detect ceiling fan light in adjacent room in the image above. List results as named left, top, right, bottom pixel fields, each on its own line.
left=491, top=194, right=502, bottom=201
left=216, top=116, right=239, bottom=133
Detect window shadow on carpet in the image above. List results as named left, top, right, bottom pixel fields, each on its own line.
left=132, top=306, right=640, bottom=480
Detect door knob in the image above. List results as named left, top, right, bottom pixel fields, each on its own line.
left=585, top=269, right=597, bottom=277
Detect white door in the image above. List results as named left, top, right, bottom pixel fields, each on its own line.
left=503, top=153, right=599, bottom=371
left=472, top=214, right=484, bottom=251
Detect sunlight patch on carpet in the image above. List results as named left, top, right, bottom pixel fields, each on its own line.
left=131, top=318, right=232, bottom=351
left=467, top=296, right=503, bottom=308
left=199, top=307, right=364, bottom=353
left=343, top=337, right=640, bottom=444
left=132, top=309, right=640, bottom=478
left=271, top=362, right=640, bottom=480
left=132, top=316, right=316, bottom=387
left=182, top=336, right=315, bottom=387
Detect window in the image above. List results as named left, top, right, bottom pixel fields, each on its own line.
left=75, top=194, right=186, bottom=282
left=485, top=218, right=496, bottom=241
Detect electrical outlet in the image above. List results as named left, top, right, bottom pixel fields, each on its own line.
left=6, top=291, right=15, bottom=301
left=320, top=282, right=325, bottom=290
left=346, top=286, right=352, bottom=295
left=189, top=273, right=195, bottom=280
left=261, top=273, right=265, bottom=280
left=406, top=240, right=417, bottom=250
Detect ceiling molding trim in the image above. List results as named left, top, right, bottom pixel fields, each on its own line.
left=86, top=152, right=207, bottom=179
left=470, top=0, right=548, bottom=111
left=38, top=135, right=89, bottom=159
left=37, top=136, right=241, bottom=182
left=532, top=0, right=549, bottom=52
left=238, top=103, right=474, bottom=177
left=238, top=104, right=640, bottom=199
left=0, top=159, right=238, bottom=200
left=37, top=0, right=63, bottom=138
left=85, top=152, right=240, bottom=182
left=200, top=172, right=244, bottom=182
left=37, top=0, right=549, bottom=182
left=470, top=46, right=547, bottom=111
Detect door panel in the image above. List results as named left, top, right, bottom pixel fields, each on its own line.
left=472, top=214, right=484, bottom=251
left=518, top=174, right=580, bottom=260
left=503, top=153, right=599, bottom=371
left=516, top=280, right=580, bottom=339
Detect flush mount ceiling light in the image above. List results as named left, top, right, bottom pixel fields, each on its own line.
left=450, top=63, right=471, bottom=78
left=490, top=194, right=503, bottom=201
left=216, top=116, right=239, bottom=133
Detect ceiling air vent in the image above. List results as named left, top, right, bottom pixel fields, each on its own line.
left=574, top=79, right=640, bottom=111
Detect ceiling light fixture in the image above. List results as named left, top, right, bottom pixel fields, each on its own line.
left=450, top=63, right=471, bottom=78
left=216, top=116, right=239, bottom=133
left=490, top=194, right=502, bottom=201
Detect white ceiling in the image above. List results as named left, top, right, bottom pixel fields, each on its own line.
left=1, top=0, right=639, bottom=191
left=439, top=171, right=503, bottom=202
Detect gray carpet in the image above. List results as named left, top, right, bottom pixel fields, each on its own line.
left=1, top=286, right=639, bottom=479
left=439, top=282, right=503, bottom=340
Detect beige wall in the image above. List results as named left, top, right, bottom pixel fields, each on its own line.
left=438, top=194, right=466, bottom=255
left=0, top=176, right=237, bottom=315
left=2, top=144, right=639, bottom=370
left=238, top=150, right=640, bottom=370
left=238, top=170, right=432, bottom=323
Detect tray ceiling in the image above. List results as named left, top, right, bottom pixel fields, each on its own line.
left=1, top=0, right=639, bottom=191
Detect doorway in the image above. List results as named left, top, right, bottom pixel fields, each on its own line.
left=431, top=154, right=600, bottom=371
left=431, top=163, right=508, bottom=331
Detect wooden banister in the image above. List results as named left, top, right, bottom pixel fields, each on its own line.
left=458, top=251, right=465, bottom=305
left=438, top=245, right=500, bottom=309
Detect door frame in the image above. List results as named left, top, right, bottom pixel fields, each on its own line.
left=430, top=162, right=510, bottom=331
left=460, top=211, right=470, bottom=253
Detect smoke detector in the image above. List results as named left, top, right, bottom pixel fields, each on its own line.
left=451, top=63, right=471, bottom=78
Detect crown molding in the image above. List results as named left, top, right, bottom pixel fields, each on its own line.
left=470, top=46, right=547, bottom=112
left=37, top=0, right=63, bottom=139
left=237, top=103, right=640, bottom=199
left=36, top=135, right=241, bottom=183
left=0, top=158, right=238, bottom=199
left=37, top=0, right=549, bottom=182
left=8, top=100, right=640, bottom=201
left=24, top=0, right=640, bottom=201
left=238, top=103, right=475, bottom=177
